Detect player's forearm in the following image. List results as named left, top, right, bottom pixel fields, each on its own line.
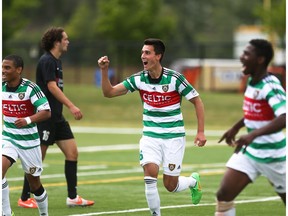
left=30, top=110, right=51, bottom=123
left=231, top=118, right=245, bottom=132
left=194, top=97, right=205, bottom=133
left=101, top=70, right=114, bottom=98
left=48, top=84, right=74, bottom=108
left=250, top=114, right=286, bottom=138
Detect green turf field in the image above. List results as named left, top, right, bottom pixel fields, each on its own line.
left=6, top=85, right=286, bottom=215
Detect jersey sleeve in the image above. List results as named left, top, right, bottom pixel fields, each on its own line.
left=122, top=74, right=139, bottom=93
left=29, top=83, right=51, bottom=112
left=264, top=77, right=286, bottom=117
left=176, top=73, right=199, bottom=100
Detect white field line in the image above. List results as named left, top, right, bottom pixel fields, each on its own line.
left=47, top=141, right=225, bottom=154
left=71, top=126, right=246, bottom=136
left=67, top=196, right=280, bottom=216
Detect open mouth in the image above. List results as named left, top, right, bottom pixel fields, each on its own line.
left=143, top=61, right=148, bottom=66
left=241, top=64, right=246, bottom=72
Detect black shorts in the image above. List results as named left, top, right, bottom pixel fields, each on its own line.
left=37, top=118, right=74, bottom=146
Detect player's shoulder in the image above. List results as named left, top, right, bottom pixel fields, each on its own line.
left=128, top=70, right=146, bottom=79
left=21, top=78, right=39, bottom=89
left=163, top=67, right=181, bottom=76
left=38, top=52, right=56, bottom=64
left=265, top=73, right=282, bottom=84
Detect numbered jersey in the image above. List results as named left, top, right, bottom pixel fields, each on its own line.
left=2, top=78, right=50, bottom=149
left=123, top=67, right=199, bottom=139
left=242, top=74, right=286, bottom=163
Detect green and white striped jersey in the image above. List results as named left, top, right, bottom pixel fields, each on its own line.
left=123, top=67, right=199, bottom=139
left=242, top=74, right=286, bottom=163
left=2, top=78, right=50, bottom=149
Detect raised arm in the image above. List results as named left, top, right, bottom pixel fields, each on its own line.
left=98, top=56, right=128, bottom=98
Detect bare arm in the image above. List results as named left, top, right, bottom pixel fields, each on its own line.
left=14, top=110, right=51, bottom=128
left=47, top=81, right=83, bottom=120
left=235, top=114, right=286, bottom=152
left=189, top=96, right=206, bottom=147
left=98, top=56, right=128, bottom=98
left=218, top=118, right=245, bottom=146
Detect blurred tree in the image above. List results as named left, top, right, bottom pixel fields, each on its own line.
left=65, top=0, right=177, bottom=75
left=94, top=0, right=177, bottom=40
left=255, top=0, right=286, bottom=47
left=3, top=0, right=284, bottom=68
left=66, top=0, right=177, bottom=41
left=165, top=0, right=263, bottom=58
left=3, top=0, right=40, bottom=54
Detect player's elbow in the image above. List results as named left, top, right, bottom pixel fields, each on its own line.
left=44, top=110, right=51, bottom=120
left=102, top=91, right=113, bottom=98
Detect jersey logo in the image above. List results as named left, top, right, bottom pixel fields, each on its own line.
left=243, top=96, right=274, bottom=121
left=162, top=85, right=169, bottom=92
left=18, top=93, right=25, bottom=100
left=140, top=90, right=181, bottom=108
left=3, top=100, right=34, bottom=117
left=253, top=90, right=260, bottom=99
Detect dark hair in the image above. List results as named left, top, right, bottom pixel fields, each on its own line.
left=4, top=54, right=24, bottom=70
left=144, top=38, right=165, bottom=62
left=41, top=27, right=65, bottom=52
left=249, top=39, right=274, bottom=67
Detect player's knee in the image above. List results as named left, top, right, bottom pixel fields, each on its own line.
left=163, top=179, right=178, bottom=192
left=215, top=200, right=235, bottom=215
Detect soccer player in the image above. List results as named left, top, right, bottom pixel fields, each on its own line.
left=2, top=54, right=51, bottom=216
left=215, top=39, right=286, bottom=216
left=18, top=27, right=94, bottom=208
left=98, top=38, right=207, bottom=216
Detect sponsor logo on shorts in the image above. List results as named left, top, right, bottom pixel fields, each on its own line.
left=168, top=163, right=176, bottom=171
left=30, top=167, right=36, bottom=174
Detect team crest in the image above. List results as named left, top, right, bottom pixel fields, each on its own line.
left=29, top=167, right=36, bottom=174
left=162, top=85, right=169, bottom=92
left=168, top=163, right=176, bottom=171
left=253, top=90, right=259, bottom=99
left=18, top=93, right=25, bottom=100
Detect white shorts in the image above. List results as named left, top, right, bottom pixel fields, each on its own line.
left=139, top=135, right=186, bottom=176
left=2, top=139, right=43, bottom=177
left=226, top=152, right=286, bottom=194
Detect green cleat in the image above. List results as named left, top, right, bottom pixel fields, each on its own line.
left=11, top=211, right=15, bottom=216
left=190, top=172, right=202, bottom=204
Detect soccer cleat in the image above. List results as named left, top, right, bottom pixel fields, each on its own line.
left=66, top=195, right=94, bottom=207
left=190, top=172, right=202, bottom=205
left=17, top=198, right=38, bottom=208
left=11, top=211, right=15, bottom=216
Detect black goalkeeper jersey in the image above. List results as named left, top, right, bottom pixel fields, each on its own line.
left=36, top=52, right=64, bottom=120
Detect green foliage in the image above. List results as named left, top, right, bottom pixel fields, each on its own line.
left=95, top=0, right=177, bottom=40
left=3, top=0, right=285, bottom=66
left=254, top=0, right=286, bottom=41
left=2, top=0, right=40, bottom=53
